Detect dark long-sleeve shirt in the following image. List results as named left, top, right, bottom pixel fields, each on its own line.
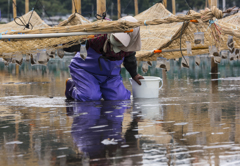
left=64, top=34, right=138, bottom=78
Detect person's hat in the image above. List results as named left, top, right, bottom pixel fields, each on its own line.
left=112, top=16, right=141, bottom=52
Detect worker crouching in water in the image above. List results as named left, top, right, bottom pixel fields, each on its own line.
left=65, top=16, right=143, bottom=101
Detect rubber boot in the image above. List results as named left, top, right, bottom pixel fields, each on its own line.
left=65, top=78, right=75, bottom=100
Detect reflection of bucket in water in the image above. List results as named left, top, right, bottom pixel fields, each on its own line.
left=133, top=98, right=164, bottom=120
left=129, top=76, right=163, bottom=98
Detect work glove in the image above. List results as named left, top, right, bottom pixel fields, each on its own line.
left=133, top=74, right=144, bottom=85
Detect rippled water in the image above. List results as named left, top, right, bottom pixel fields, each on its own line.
left=0, top=55, right=240, bottom=165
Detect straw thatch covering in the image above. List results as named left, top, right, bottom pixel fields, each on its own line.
left=0, top=12, right=92, bottom=55
left=0, top=3, right=239, bottom=62
left=219, top=12, right=240, bottom=25
left=0, top=11, right=49, bottom=33
left=218, top=13, right=240, bottom=53
left=135, top=3, right=211, bottom=61
left=57, top=13, right=91, bottom=27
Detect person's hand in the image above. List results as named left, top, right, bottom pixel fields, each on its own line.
left=133, top=74, right=144, bottom=85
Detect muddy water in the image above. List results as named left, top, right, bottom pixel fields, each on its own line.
left=0, top=56, right=240, bottom=165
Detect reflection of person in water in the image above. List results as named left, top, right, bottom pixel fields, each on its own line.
left=66, top=101, right=126, bottom=165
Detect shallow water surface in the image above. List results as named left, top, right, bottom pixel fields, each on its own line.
left=0, top=56, right=240, bottom=165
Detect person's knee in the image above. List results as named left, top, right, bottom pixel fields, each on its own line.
left=116, top=90, right=131, bottom=100
left=73, top=88, right=102, bottom=101
left=103, top=89, right=131, bottom=101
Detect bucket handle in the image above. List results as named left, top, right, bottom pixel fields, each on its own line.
left=159, top=78, right=163, bottom=90
left=130, top=78, right=163, bottom=90
left=129, top=78, right=132, bottom=85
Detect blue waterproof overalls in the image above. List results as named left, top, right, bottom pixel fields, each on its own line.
left=69, top=101, right=129, bottom=159
left=69, top=47, right=131, bottom=101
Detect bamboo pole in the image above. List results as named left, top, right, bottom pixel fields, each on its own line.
left=118, top=0, right=121, bottom=19
left=97, top=0, right=106, bottom=15
left=172, top=0, right=176, bottom=15
left=12, top=0, right=17, bottom=18
left=0, top=31, right=117, bottom=39
left=25, top=0, right=29, bottom=14
left=163, top=0, right=167, bottom=8
left=134, top=0, right=138, bottom=16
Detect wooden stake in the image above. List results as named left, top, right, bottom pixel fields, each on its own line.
left=13, top=0, right=18, bottom=74
left=163, top=0, right=167, bottom=8
left=211, top=57, right=218, bottom=94
left=208, top=0, right=212, bottom=7
left=118, top=0, right=121, bottom=19
left=134, top=0, right=138, bottom=16
left=12, top=0, right=17, bottom=18
left=25, top=0, right=29, bottom=14
left=172, top=0, right=176, bottom=15
left=72, top=0, right=76, bottom=14
left=77, top=0, right=81, bottom=14
left=211, top=57, right=218, bottom=74
left=211, top=0, right=216, bottom=7
left=97, top=0, right=106, bottom=15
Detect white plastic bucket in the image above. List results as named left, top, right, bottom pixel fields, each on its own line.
left=129, top=76, right=163, bottom=98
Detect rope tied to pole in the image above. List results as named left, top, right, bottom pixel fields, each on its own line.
left=201, top=6, right=223, bottom=22
left=95, top=12, right=107, bottom=20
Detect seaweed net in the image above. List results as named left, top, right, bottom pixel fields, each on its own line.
left=1, top=12, right=92, bottom=65
left=0, top=3, right=239, bottom=64
left=57, top=13, right=91, bottom=27
left=0, top=10, right=49, bottom=32
left=135, top=3, right=226, bottom=61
